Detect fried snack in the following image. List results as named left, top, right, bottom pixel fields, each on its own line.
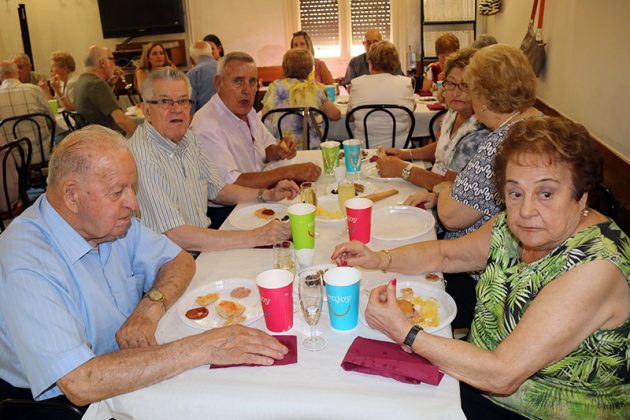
left=230, top=286, right=251, bottom=299
left=216, top=300, right=246, bottom=319
left=397, top=299, right=414, bottom=318
left=255, top=208, right=276, bottom=219
left=223, top=314, right=247, bottom=326
left=376, top=144, right=386, bottom=159
left=195, top=292, right=219, bottom=306
left=279, top=139, right=290, bottom=153
left=425, top=273, right=441, bottom=282
left=409, top=296, right=440, bottom=328
left=353, top=182, right=365, bottom=193
left=400, top=287, right=414, bottom=299
left=185, top=307, right=209, bottom=320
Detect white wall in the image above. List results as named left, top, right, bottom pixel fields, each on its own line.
left=485, top=0, right=630, bottom=161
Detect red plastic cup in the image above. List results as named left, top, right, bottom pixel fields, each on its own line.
left=345, top=197, right=373, bottom=244
left=255, top=269, right=294, bottom=332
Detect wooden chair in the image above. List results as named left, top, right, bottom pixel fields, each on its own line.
left=345, top=104, right=415, bottom=149
left=0, top=113, right=55, bottom=188
left=0, top=138, right=32, bottom=232
left=262, top=107, right=329, bottom=150
left=257, top=66, right=284, bottom=86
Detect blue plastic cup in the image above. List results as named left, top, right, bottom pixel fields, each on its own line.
left=325, top=85, right=336, bottom=103
left=343, top=139, right=362, bottom=175
left=324, top=267, right=361, bottom=331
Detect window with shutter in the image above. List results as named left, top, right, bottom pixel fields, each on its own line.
left=350, top=0, right=391, bottom=56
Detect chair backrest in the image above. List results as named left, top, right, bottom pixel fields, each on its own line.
left=590, top=183, right=618, bottom=219
left=261, top=107, right=329, bottom=150
left=0, top=113, right=55, bottom=166
left=428, top=108, right=448, bottom=144
left=61, top=111, right=87, bottom=132
left=345, top=104, right=415, bottom=149
left=0, top=138, right=32, bottom=231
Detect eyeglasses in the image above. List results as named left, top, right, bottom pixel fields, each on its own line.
left=145, top=98, right=193, bottom=108
left=443, top=80, right=469, bottom=92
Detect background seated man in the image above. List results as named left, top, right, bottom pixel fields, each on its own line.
left=187, top=40, right=218, bottom=114
left=9, top=52, right=46, bottom=85
left=131, top=67, right=299, bottom=249
left=74, top=45, right=136, bottom=136
left=0, top=126, right=288, bottom=411
left=191, top=51, right=321, bottom=190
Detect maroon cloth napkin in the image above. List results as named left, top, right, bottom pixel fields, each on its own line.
left=209, top=335, right=297, bottom=369
left=418, top=89, right=433, bottom=97
left=427, top=103, right=445, bottom=111
left=340, top=336, right=443, bottom=385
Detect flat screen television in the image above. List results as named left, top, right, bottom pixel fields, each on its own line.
left=97, top=0, right=185, bottom=39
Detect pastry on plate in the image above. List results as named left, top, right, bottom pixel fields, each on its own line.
left=216, top=300, right=246, bottom=319
left=255, top=208, right=276, bottom=219
left=195, top=292, right=219, bottom=306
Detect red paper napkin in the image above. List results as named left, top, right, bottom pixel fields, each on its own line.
left=209, top=335, right=297, bottom=369
left=418, top=89, right=433, bottom=97
left=340, top=336, right=443, bottom=385
left=427, top=103, right=445, bottom=111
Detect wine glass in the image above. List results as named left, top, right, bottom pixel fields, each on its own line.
left=298, top=269, right=326, bottom=351
left=344, top=140, right=362, bottom=181
left=300, top=182, right=317, bottom=206
left=274, top=241, right=300, bottom=313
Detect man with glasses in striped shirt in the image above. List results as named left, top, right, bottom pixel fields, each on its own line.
left=129, top=67, right=299, bottom=254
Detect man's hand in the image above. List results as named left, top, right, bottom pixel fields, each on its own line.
left=376, top=156, right=406, bottom=178
left=254, top=219, right=291, bottom=246
left=266, top=137, right=297, bottom=162
left=267, top=179, right=300, bottom=201
left=282, top=162, right=321, bottom=184
left=202, top=325, right=288, bottom=366
left=115, top=298, right=164, bottom=349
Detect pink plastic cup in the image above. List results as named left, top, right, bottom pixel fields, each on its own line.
left=345, top=197, right=373, bottom=244
left=255, top=269, right=294, bottom=332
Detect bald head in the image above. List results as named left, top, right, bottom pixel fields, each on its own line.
left=0, top=61, right=19, bottom=82
left=189, top=40, right=213, bottom=63
left=84, top=45, right=109, bottom=68
left=364, top=29, right=383, bottom=53
left=47, top=125, right=130, bottom=188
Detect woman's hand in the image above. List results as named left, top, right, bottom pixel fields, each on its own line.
left=365, top=280, right=412, bottom=344
left=330, top=240, right=382, bottom=269
left=376, top=156, right=406, bottom=178
left=403, top=191, right=437, bottom=209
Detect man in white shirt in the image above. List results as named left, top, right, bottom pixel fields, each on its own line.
left=190, top=51, right=321, bottom=190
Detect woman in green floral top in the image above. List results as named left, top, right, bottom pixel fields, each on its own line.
left=332, top=116, right=629, bottom=419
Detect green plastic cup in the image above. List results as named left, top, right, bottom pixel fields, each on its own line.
left=48, top=99, right=58, bottom=114
left=288, top=203, right=316, bottom=250
left=320, top=141, right=340, bottom=176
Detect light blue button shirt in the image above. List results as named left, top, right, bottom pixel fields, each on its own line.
left=0, top=195, right=181, bottom=400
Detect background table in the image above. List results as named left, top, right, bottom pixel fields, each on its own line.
left=328, top=95, right=439, bottom=145
left=83, top=151, right=464, bottom=420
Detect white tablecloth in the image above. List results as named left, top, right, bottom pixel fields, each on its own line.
left=328, top=95, right=439, bottom=145
left=83, top=151, right=464, bottom=420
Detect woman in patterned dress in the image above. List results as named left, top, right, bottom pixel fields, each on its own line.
left=332, top=116, right=629, bottom=419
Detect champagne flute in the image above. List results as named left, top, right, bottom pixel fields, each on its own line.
left=337, top=180, right=356, bottom=217
left=300, top=182, right=317, bottom=207
left=298, top=269, right=326, bottom=351
left=274, top=241, right=299, bottom=313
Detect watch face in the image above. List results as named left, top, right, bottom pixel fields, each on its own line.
left=148, top=290, right=164, bottom=301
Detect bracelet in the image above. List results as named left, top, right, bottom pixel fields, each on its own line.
left=380, top=249, right=393, bottom=273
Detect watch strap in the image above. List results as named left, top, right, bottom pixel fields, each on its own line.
left=257, top=189, right=267, bottom=203
left=401, top=325, right=422, bottom=353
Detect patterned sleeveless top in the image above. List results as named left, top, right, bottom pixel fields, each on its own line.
left=470, top=212, right=630, bottom=419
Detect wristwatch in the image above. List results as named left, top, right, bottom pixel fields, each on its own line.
left=145, top=289, right=167, bottom=311
left=401, top=164, right=414, bottom=181
left=257, top=189, right=267, bottom=203
left=401, top=325, right=423, bottom=353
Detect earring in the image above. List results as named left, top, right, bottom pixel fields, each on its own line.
left=581, top=208, right=590, bottom=218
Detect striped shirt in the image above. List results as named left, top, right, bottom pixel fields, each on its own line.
left=129, top=122, right=225, bottom=233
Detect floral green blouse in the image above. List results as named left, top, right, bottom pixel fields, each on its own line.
left=470, top=212, right=630, bottom=419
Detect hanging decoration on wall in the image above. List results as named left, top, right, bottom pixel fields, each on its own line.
left=520, top=0, right=546, bottom=77
left=478, top=0, right=501, bottom=16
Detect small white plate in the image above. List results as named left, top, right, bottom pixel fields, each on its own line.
left=371, top=206, right=435, bottom=241
left=324, top=180, right=376, bottom=196
left=227, top=203, right=288, bottom=230
left=359, top=279, right=456, bottom=335
left=177, top=279, right=262, bottom=330
left=364, top=161, right=432, bottom=181
left=315, top=196, right=345, bottom=223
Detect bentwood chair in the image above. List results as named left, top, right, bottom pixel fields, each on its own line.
left=345, top=104, right=415, bottom=149
left=427, top=108, right=448, bottom=144
left=0, top=113, right=55, bottom=188
left=262, top=107, right=329, bottom=150
left=0, top=138, right=32, bottom=232
left=61, top=111, right=87, bottom=132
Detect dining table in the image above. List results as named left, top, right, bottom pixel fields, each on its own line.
left=82, top=150, right=465, bottom=420
left=327, top=94, right=441, bottom=145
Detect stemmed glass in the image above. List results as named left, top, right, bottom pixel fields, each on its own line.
left=300, top=182, right=317, bottom=206
left=345, top=140, right=363, bottom=181
left=298, top=269, right=326, bottom=351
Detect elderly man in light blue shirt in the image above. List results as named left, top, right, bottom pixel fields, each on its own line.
left=0, top=126, right=288, bottom=410
left=187, top=40, right=217, bottom=113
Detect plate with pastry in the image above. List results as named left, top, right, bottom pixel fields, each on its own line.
left=177, top=278, right=262, bottom=330
left=359, top=279, right=456, bottom=335
left=227, top=203, right=288, bottom=230
left=324, top=180, right=375, bottom=197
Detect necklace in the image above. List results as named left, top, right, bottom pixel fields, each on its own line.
left=497, top=111, right=521, bottom=130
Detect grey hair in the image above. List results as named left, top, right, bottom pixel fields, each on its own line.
left=189, top=42, right=213, bottom=62
left=0, top=61, right=19, bottom=79
left=217, top=51, right=255, bottom=78
left=47, top=125, right=129, bottom=187
left=139, top=67, right=193, bottom=100
left=9, top=53, right=31, bottom=64
left=84, top=46, right=107, bottom=68
left=473, top=34, right=498, bottom=49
